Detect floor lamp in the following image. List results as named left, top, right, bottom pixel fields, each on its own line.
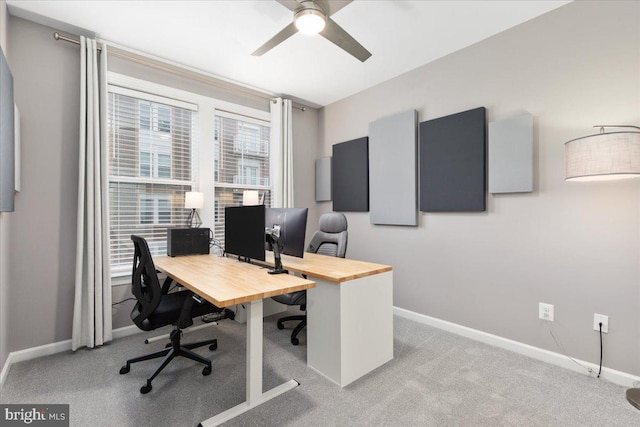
left=565, top=125, right=640, bottom=409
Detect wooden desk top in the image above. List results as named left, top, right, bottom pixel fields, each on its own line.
left=264, top=252, right=392, bottom=283
left=153, top=254, right=315, bottom=308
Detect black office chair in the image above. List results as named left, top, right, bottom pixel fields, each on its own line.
left=119, top=235, right=225, bottom=394
left=272, top=212, right=348, bottom=345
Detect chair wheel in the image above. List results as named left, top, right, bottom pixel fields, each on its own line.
left=291, top=337, right=299, bottom=346
left=140, top=383, right=152, bottom=394
left=209, top=342, right=217, bottom=351
left=202, top=366, right=212, bottom=376
left=277, top=322, right=285, bottom=330
left=119, top=365, right=130, bottom=374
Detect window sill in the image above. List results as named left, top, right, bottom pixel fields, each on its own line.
left=111, top=273, right=131, bottom=287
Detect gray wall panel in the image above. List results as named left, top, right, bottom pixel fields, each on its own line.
left=369, top=110, right=417, bottom=225
left=0, top=46, right=14, bottom=212
left=488, top=113, right=534, bottom=193
left=315, top=156, right=331, bottom=201
left=420, top=107, right=486, bottom=212
left=332, top=137, right=368, bottom=212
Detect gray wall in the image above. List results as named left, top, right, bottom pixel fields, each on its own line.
left=0, top=0, right=9, bottom=371
left=318, top=1, right=640, bottom=375
left=5, top=15, right=320, bottom=340
left=7, top=16, right=80, bottom=351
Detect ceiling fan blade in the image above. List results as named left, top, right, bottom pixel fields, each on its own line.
left=320, top=17, right=371, bottom=62
left=252, top=22, right=299, bottom=56
left=276, top=0, right=302, bottom=12
left=315, top=0, right=352, bottom=16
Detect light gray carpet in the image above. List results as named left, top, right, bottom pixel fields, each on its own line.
left=1, top=313, right=638, bottom=426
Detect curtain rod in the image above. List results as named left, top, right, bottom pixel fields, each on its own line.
left=53, top=32, right=102, bottom=51
left=53, top=32, right=307, bottom=112
left=270, top=98, right=306, bottom=112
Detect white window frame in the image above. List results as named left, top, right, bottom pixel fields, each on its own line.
left=107, top=72, right=271, bottom=285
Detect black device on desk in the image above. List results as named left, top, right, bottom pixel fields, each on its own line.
left=167, top=228, right=210, bottom=257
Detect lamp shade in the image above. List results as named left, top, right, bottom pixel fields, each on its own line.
left=242, top=190, right=260, bottom=206
left=565, top=132, right=640, bottom=181
left=184, top=191, right=204, bottom=209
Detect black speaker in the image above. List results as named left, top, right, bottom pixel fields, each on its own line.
left=167, top=228, right=210, bottom=257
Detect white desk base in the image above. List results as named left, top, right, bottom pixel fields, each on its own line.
left=307, top=270, right=393, bottom=387
left=199, top=300, right=298, bottom=426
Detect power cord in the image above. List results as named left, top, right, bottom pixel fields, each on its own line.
left=546, top=322, right=593, bottom=374
left=112, top=297, right=136, bottom=306
left=598, top=322, right=603, bottom=378
left=208, top=234, right=225, bottom=256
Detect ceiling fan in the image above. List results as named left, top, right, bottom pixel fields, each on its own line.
left=252, top=0, right=372, bottom=62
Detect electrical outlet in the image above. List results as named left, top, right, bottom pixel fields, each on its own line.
left=539, top=302, right=554, bottom=321
left=594, top=313, right=609, bottom=333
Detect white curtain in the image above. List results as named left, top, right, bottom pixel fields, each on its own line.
left=72, top=37, right=112, bottom=351
left=270, top=98, right=294, bottom=208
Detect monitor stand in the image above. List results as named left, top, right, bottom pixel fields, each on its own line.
left=266, top=234, right=288, bottom=275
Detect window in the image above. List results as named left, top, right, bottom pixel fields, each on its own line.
left=139, top=194, right=172, bottom=225
left=214, top=113, right=271, bottom=247
left=108, top=90, right=196, bottom=277
left=106, top=73, right=271, bottom=281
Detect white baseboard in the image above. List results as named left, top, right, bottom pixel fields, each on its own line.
left=0, top=352, right=13, bottom=389
left=112, top=324, right=142, bottom=340
left=393, top=306, right=640, bottom=388
left=0, top=325, right=142, bottom=389
left=4, top=310, right=639, bottom=391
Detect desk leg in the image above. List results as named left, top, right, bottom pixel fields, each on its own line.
left=246, top=299, right=263, bottom=405
left=198, top=300, right=299, bottom=427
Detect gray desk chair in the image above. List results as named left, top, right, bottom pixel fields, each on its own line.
left=272, top=212, right=348, bottom=345
left=119, top=235, right=225, bottom=394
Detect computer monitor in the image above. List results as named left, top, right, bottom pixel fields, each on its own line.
left=265, top=208, right=308, bottom=258
left=225, top=205, right=266, bottom=262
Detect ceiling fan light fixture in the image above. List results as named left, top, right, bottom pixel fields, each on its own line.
left=295, top=8, right=326, bottom=34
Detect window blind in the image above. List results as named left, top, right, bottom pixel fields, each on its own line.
left=214, top=112, right=271, bottom=248
left=108, top=91, right=197, bottom=276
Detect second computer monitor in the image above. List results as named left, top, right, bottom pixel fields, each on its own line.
left=225, top=205, right=266, bottom=262
left=265, top=208, right=308, bottom=258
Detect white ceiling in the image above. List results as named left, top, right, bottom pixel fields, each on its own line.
left=7, top=0, right=570, bottom=108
